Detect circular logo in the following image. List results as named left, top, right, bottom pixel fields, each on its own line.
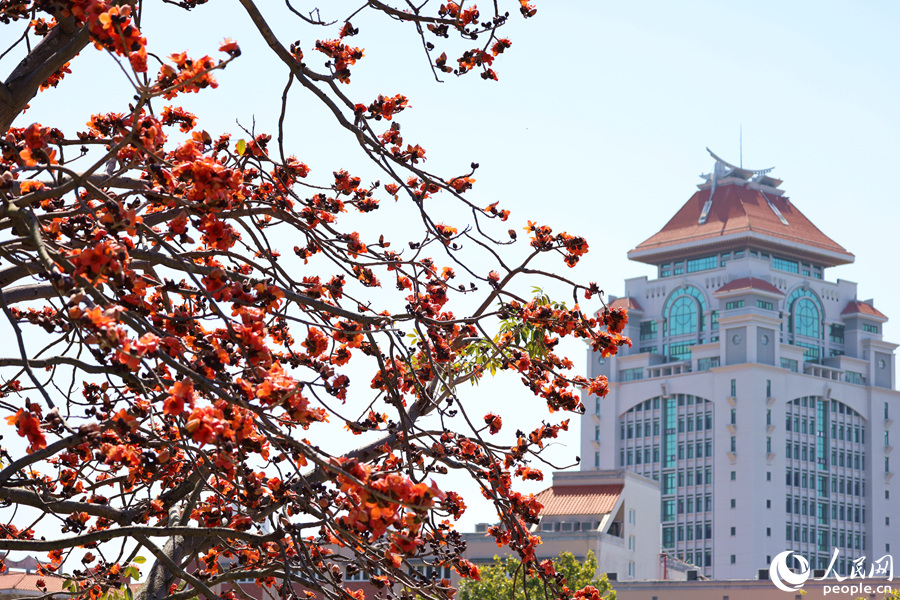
left=769, top=551, right=811, bottom=593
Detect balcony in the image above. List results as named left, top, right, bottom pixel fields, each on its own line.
left=803, top=363, right=843, bottom=381
left=647, top=361, right=692, bottom=379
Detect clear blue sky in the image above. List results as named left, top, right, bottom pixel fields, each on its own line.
left=5, top=0, right=900, bottom=531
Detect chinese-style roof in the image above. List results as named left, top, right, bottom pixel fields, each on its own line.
left=0, top=573, right=65, bottom=593
left=533, top=484, right=623, bottom=516
left=841, top=300, right=887, bottom=320
left=628, top=184, right=854, bottom=267
left=609, top=297, right=643, bottom=312
left=714, top=277, right=783, bottom=296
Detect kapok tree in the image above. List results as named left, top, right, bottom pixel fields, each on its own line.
left=0, top=3, right=628, bottom=600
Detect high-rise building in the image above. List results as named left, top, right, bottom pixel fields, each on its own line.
left=582, top=152, right=900, bottom=579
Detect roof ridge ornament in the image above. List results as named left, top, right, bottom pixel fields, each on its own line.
left=699, top=148, right=783, bottom=225
left=706, top=147, right=775, bottom=176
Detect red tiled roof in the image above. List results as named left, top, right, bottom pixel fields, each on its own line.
left=534, top=484, right=623, bottom=516
left=629, top=184, right=853, bottom=265
left=609, top=297, right=643, bottom=312
left=0, top=573, right=65, bottom=593
left=841, top=301, right=887, bottom=319
left=715, top=277, right=782, bottom=296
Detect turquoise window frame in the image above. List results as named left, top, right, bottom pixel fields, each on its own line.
left=664, top=286, right=707, bottom=335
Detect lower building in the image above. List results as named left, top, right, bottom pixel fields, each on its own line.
left=462, top=469, right=679, bottom=581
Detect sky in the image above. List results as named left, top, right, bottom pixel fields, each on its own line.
left=3, top=0, right=900, bottom=533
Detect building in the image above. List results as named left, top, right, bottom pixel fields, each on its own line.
left=462, top=469, right=676, bottom=582
left=0, top=555, right=65, bottom=600
left=580, top=151, right=900, bottom=579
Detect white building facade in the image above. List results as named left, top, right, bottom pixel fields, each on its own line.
left=581, top=153, right=900, bottom=579
left=462, top=469, right=670, bottom=581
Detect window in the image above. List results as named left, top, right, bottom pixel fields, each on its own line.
left=757, top=299, right=774, bottom=310
left=620, top=367, right=644, bottom=382
left=730, top=526, right=735, bottom=536
left=640, top=320, right=658, bottom=341
left=730, top=555, right=736, bottom=564
left=664, top=287, right=707, bottom=336
left=663, top=473, right=675, bottom=494
left=345, top=567, right=369, bottom=582
left=787, top=288, right=822, bottom=339
left=725, top=300, right=745, bottom=310
left=669, top=342, right=695, bottom=361
left=830, top=324, right=845, bottom=344
left=731, top=498, right=736, bottom=508
left=628, top=561, right=635, bottom=578
left=662, top=527, right=675, bottom=548
left=687, top=255, right=717, bottom=272
left=781, top=358, right=799, bottom=372
left=730, top=378, right=737, bottom=397
left=863, top=323, right=879, bottom=334
left=794, top=299, right=820, bottom=337
left=846, top=371, right=864, bottom=385
left=629, top=535, right=635, bottom=550
left=795, top=341, right=820, bottom=361
left=663, top=500, right=675, bottom=521
left=697, top=356, right=720, bottom=371
left=730, top=471, right=736, bottom=481
left=730, top=436, right=736, bottom=452
left=773, top=256, right=799, bottom=273
left=629, top=509, right=635, bottom=524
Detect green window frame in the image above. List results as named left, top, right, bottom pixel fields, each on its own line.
left=687, top=255, right=717, bottom=272
left=773, top=256, right=799, bottom=273
left=664, top=286, right=707, bottom=336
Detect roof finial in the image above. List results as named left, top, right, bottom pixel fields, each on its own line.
left=706, top=148, right=774, bottom=176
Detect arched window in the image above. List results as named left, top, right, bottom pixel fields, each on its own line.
left=795, top=298, right=819, bottom=338
left=787, top=288, right=823, bottom=339
left=664, top=286, right=707, bottom=336
left=669, top=296, right=697, bottom=335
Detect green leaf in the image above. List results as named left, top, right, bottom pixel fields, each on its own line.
left=236, top=139, right=246, bottom=155
left=125, top=587, right=134, bottom=600
left=132, top=556, right=147, bottom=564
